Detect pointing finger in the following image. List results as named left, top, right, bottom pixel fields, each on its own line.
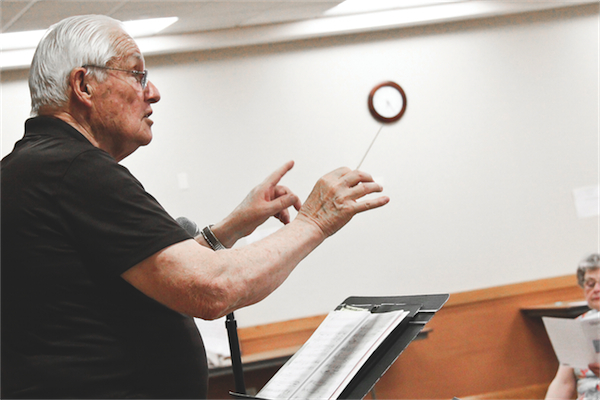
left=264, top=160, right=295, bottom=186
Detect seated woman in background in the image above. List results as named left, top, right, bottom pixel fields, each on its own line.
left=545, top=253, right=600, bottom=400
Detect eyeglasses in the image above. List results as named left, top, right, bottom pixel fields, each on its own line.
left=83, top=65, right=148, bottom=89
left=583, top=279, right=600, bottom=290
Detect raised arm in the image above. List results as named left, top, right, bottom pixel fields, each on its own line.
left=122, top=165, right=389, bottom=319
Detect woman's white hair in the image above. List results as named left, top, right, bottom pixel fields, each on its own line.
left=29, top=14, right=127, bottom=116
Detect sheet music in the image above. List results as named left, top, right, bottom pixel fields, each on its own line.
left=257, top=307, right=409, bottom=400
left=542, top=314, right=600, bottom=369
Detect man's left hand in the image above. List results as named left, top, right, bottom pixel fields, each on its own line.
left=213, top=160, right=301, bottom=246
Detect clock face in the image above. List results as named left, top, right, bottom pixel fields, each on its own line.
left=368, top=81, right=406, bottom=123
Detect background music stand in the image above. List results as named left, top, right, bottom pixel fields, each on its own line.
left=228, top=293, right=449, bottom=400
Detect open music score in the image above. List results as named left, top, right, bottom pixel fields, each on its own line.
left=543, top=313, right=600, bottom=369
left=256, top=306, right=410, bottom=400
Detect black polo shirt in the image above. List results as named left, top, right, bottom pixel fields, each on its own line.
left=1, top=116, right=208, bottom=399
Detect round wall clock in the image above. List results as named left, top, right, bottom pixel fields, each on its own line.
left=368, top=81, right=407, bottom=123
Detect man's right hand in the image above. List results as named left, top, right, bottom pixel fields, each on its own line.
left=297, top=167, right=389, bottom=238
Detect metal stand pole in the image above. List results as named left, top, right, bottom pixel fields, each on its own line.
left=226, top=312, right=246, bottom=395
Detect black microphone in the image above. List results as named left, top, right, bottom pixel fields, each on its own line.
left=176, top=216, right=200, bottom=237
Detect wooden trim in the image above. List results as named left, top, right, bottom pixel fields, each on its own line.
left=238, top=314, right=325, bottom=341
left=444, top=274, right=577, bottom=307
left=238, top=275, right=577, bottom=349
left=238, top=314, right=326, bottom=355
left=461, top=383, right=549, bottom=400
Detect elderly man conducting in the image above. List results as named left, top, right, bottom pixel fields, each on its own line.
left=1, top=14, right=389, bottom=399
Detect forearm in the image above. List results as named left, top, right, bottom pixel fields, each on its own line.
left=206, top=217, right=325, bottom=316
left=208, top=217, right=245, bottom=249
left=545, top=381, right=575, bottom=400
left=545, top=366, right=576, bottom=400
left=123, top=217, right=325, bottom=319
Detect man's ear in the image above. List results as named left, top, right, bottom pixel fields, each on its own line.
left=70, top=67, right=93, bottom=105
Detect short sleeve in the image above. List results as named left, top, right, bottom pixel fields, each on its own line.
left=58, top=149, right=190, bottom=278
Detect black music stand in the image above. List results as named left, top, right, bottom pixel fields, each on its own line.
left=227, top=293, right=449, bottom=400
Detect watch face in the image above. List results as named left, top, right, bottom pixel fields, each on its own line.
left=368, top=81, right=406, bottom=123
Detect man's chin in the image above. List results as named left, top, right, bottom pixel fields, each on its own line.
left=139, top=129, right=153, bottom=146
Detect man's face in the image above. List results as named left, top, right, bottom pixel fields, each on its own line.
left=583, top=268, right=600, bottom=311
left=88, top=34, right=160, bottom=161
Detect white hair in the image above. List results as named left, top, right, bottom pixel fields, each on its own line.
left=29, top=15, right=127, bottom=116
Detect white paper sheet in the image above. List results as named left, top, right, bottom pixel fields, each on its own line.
left=256, top=308, right=409, bottom=400
left=542, top=314, right=600, bottom=369
left=194, top=317, right=232, bottom=368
